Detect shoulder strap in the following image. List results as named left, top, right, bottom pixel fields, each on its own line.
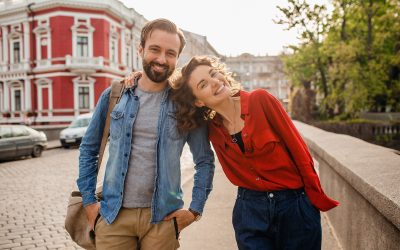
left=97, top=82, right=125, bottom=172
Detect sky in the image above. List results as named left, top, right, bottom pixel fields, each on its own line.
left=119, top=0, right=327, bottom=57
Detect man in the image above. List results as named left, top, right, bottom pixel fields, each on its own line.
left=77, top=18, right=215, bottom=249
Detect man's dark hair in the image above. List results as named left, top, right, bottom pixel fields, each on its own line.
left=140, top=18, right=186, bottom=55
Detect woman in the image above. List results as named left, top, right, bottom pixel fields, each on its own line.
left=173, top=57, right=339, bottom=250
left=125, top=56, right=339, bottom=250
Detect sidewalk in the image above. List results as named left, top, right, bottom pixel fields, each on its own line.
left=179, top=161, right=342, bottom=250
left=46, top=140, right=62, bottom=150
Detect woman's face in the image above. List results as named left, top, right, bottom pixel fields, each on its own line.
left=188, top=65, right=231, bottom=108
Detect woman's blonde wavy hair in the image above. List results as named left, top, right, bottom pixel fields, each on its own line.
left=170, top=55, right=240, bottom=133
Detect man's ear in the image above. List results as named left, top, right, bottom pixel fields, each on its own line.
left=137, top=44, right=143, bottom=57
left=194, top=100, right=205, bottom=108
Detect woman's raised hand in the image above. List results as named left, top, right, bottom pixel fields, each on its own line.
left=123, top=71, right=142, bottom=88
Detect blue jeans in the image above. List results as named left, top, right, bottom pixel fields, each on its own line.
left=232, top=187, right=321, bottom=250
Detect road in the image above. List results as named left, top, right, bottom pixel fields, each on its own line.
left=0, top=148, right=81, bottom=249
left=0, top=146, right=199, bottom=250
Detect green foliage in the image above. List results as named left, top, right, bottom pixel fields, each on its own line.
left=276, top=0, right=400, bottom=118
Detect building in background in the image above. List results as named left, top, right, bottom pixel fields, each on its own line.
left=223, top=53, right=289, bottom=107
left=178, top=30, right=219, bottom=67
left=1, top=1, right=285, bottom=125
left=0, top=0, right=147, bottom=124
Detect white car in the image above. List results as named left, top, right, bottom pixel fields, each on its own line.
left=59, top=113, right=93, bottom=148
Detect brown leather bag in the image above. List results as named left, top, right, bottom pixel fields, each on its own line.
left=65, top=81, right=124, bottom=249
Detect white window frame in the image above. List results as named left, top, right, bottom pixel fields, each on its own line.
left=10, top=38, right=22, bottom=64
left=33, top=18, right=51, bottom=63
left=0, top=82, right=3, bottom=112
left=35, top=78, right=53, bottom=117
left=73, top=75, right=95, bottom=116
left=71, top=18, right=94, bottom=58
left=109, top=25, right=119, bottom=65
left=10, top=82, right=24, bottom=114
left=78, top=85, right=90, bottom=109
left=76, top=35, right=89, bottom=57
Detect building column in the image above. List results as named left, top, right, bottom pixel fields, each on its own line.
left=3, top=81, right=9, bottom=111
left=23, top=21, right=30, bottom=68
left=2, top=26, right=8, bottom=65
left=48, top=84, right=53, bottom=116
left=24, top=78, right=31, bottom=111
left=37, top=84, right=42, bottom=117
left=121, top=27, right=126, bottom=65
left=73, top=78, right=79, bottom=116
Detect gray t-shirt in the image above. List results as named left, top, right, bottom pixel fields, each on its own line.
left=122, top=87, right=164, bottom=208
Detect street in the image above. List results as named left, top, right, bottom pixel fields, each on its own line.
left=0, top=145, right=201, bottom=250
left=0, top=148, right=81, bottom=249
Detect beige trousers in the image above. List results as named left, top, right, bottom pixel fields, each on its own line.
left=95, top=207, right=180, bottom=250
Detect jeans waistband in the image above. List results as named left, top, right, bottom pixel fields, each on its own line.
left=237, top=187, right=305, bottom=201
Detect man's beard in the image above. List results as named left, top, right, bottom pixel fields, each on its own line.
left=142, top=59, right=175, bottom=83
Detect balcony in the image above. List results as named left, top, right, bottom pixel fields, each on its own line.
left=8, top=62, right=30, bottom=72
left=65, top=55, right=104, bottom=74
left=0, top=63, right=7, bottom=73
left=36, top=59, right=52, bottom=68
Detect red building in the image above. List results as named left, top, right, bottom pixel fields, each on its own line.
left=0, top=0, right=146, bottom=124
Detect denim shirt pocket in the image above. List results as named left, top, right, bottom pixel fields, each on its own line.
left=166, top=112, right=184, bottom=140
left=110, top=110, right=124, bottom=140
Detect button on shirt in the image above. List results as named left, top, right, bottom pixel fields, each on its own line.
left=208, top=90, right=339, bottom=212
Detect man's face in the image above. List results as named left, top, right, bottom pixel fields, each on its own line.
left=139, top=29, right=181, bottom=83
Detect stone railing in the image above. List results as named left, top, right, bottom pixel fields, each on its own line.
left=65, top=55, right=104, bottom=70
left=294, top=121, right=400, bottom=250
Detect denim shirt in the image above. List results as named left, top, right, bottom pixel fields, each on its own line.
left=77, top=84, right=215, bottom=224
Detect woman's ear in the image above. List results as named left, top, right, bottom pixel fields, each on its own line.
left=194, top=99, right=205, bottom=108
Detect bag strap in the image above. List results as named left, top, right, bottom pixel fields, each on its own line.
left=97, top=82, right=125, bottom=172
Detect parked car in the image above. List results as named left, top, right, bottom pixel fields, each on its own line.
left=0, top=125, right=48, bottom=160
left=59, top=113, right=93, bottom=148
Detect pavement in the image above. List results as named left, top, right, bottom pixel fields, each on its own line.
left=179, top=156, right=342, bottom=250
left=46, top=141, right=62, bottom=150
left=0, top=141, right=341, bottom=249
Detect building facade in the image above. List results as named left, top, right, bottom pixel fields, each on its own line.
left=223, top=53, right=289, bottom=103
left=178, top=30, right=219, bottom=67
left=0, top=0, right=147, bottom=124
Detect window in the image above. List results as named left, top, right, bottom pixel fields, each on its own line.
left=12, top=126, right=29, bottom=137
left=126, top=48, right=130, bottom=67
left=77, top=36, right=88, bottom=57
left=0, top=127, right=12, bottom=139
left=78, top=86, right=89, bottom=109
left=14, top=90, right=21, bottom=111
left=111, top=40, right=117, bottom=62
left=13, top=41, right=20, bottom=63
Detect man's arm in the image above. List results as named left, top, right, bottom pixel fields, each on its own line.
left=77, top=88, right=111, bottom=228
left=186, top=125, right=215, bottom=214
left=164, top=126, right=215, bottom=231
left=165, top=125, right=215, bottom=231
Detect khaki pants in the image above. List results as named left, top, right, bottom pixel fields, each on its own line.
left=95, top=207, right=180, bottom=250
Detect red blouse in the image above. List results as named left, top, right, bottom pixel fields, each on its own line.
left=208, top=89, right=339, bottom=212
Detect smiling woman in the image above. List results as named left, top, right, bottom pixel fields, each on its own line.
left=170, top=55, right=339, bottom=250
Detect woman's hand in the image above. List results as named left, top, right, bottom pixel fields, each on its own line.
left=123, top=71, right=142, bottom=88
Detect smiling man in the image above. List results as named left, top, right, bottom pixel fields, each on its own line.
left=77, top=19, right=215, bottom=250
